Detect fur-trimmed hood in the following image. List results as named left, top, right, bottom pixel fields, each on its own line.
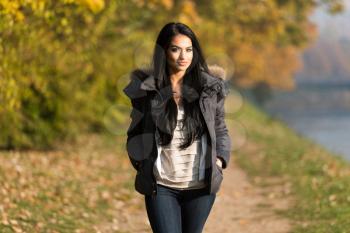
left=123, top=64, right=228, bottom=100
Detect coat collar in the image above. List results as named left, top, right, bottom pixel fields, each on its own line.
left=123, top=64, right=227, bottom=99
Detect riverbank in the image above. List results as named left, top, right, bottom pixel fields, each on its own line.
left=235, top=99, right=350, bottom=232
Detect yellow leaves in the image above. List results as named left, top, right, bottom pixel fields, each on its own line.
left=328, top=194, right=337, bottom=201
left=161, top=0, right=173, bottom=10
left=28, top=0, right=46, bottom=13
left=239, top=218, right=249, bottom=225
left=322, top=161, right=341, bottom=178
left=311, top=177, right=320, bottom=190
left=1, top=212, right=9, bottom=226
left=1, top=213, right=25, bottom=232
left=178, top=1, right=201, bottom=25
left=60, top=18, right=68, bottom=26
left=0, top=0, right=20, bottom=14
left=232, top=42, right=300, bottom=90
left=77, top=0, right=105, bottom=13
left=0, top=0, right=104, bottom=24
left=0, top=0, right=46, bottom=21
left=0, top=0, right=24, bottom=21
left=3, top=135, right=137, bottom=229
left=101, top=190, right=111, bottom=200
left=328, top=194, right=337, bottom=207
left=0, top=77, right=21, bottom=113
left=15, top=11, right=24, bottom=21
left=268, top=192, right=276, bottom=199
left=319, top=160, right=350, bottom=181
left=133, top=0, right=173, bottom=10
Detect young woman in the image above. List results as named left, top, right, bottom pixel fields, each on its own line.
left=123, top=22, right=232, bottom=233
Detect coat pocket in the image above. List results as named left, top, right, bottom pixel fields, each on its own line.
left=134, top=158, right=154, bottom=195
left=135, top=171, right=153, bottom=195
left=211, top=164, right=224, bottom=193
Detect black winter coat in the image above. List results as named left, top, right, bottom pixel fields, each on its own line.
left=123, top=65, right=232, bottom=197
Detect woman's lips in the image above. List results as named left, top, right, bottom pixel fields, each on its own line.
left=178, top=62, right=188, bottom=66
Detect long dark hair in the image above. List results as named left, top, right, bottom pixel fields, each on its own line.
left=151, top=22, right=209, bottom=150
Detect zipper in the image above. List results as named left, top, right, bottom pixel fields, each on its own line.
left=146, top=91, right=158, bottom=199
left=151, top=154, right=157, bottom=198
left=151, top=129, right=160, bottom=199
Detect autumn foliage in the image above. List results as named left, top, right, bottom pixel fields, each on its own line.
left=0, top=0, right=344, bottom=149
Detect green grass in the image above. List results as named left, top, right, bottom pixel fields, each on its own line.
left=231, top=97, right=350, bottom=233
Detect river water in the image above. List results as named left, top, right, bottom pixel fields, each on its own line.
left=260, top=86, right=350, bottom=161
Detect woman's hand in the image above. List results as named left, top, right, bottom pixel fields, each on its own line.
left=216, top=157, right=223, bottom=168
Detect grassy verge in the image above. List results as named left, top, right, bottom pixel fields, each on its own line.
left=0, top=133, right=136, bottom=233
left=233, top=98, right=350, bottom=232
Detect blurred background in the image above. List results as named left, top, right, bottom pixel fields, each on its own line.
left=254, top=0, right=350, bottom=160
left=1, top=0, right=347, bottom=156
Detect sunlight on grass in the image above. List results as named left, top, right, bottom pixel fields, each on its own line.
left=234, top=98, right=350, bottom=232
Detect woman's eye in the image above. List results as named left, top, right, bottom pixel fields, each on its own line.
left=186, top=49, right=192, bottom=52
left=171, top=48, right=178, bottom=52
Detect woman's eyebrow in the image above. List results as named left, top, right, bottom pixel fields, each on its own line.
left=170, top=45, right=193, bottom=49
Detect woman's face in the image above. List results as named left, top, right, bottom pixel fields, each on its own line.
left=166, top=34, right=193, bottom=72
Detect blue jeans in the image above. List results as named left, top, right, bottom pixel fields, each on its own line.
left=144, top=183, right=216, bottom=233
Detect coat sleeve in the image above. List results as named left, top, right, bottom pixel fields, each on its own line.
left=123, top=78, right=147, bottom=171
left=126, top=98, right=146, bottom=171
left=215, top=81, right=232, bottom=169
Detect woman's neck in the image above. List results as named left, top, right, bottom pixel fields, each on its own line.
left=168, top=67, right=185, bottom=85
left=167, top=66, right=186, bottom=106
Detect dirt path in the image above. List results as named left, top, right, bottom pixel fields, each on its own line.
left=97, top=157, right=293, bottom=233
left=203, top=159, right=292, bottom=233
